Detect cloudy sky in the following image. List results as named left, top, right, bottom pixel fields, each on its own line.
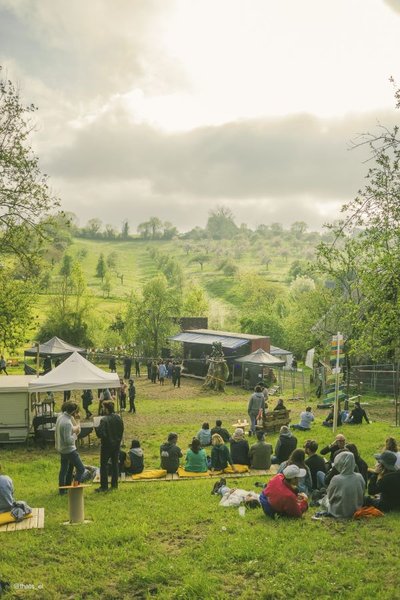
left=1, top=0, right=400, bottom=232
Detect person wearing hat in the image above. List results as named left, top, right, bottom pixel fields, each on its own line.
left=367, top=451, right=400, bottom=512
left=320, top=434, right=346, bottom=467
left=271, top=426, right=298, bottom=465
left=229, top=428, right=250, bottom=466
left=259, top=465, right=309, bottom=518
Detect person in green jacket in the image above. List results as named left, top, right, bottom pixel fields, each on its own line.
left=249, top=431, right=273, bottom=470
left=184, top=438, right=208, bottom=472
left=210, top=434, right=236, bottom=472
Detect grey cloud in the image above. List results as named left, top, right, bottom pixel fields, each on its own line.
left=0, top=0, right=181, bottom=99
left=384, top=0, right=400, bottom=15
left=46, top=108, right=399, bottom=202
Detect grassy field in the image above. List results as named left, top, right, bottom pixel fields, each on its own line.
left=1, top=376, right=400, bottom=599
left=33, top=236, right=298, bottom=333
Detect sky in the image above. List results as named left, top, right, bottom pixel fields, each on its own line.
left=1, top=0, right=400, bottom=233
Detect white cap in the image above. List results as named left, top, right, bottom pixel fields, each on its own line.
left=283, top=464, right=306, bottom=479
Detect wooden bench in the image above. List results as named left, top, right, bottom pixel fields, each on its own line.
left=0, top=508, right=44, bottom=533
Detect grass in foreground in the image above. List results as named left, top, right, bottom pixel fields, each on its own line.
left=1, top=378, right=400, bottom=599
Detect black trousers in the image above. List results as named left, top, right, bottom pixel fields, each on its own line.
left=100, top=443, right=120, bottom=489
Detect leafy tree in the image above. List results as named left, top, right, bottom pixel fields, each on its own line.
left=182, top=285, right=209, bottom=316
left=39, top=263, right=94, bottom=346
left=96, top=253, right=107, bottom=283
left=137, top=221, right=151, bottom=239
left=104, top=224, right=117, bottom=239
left=240, top=313, right=286, bottom=348
left=0, top=66, right=59, bottom=268
left=0, top=271, right=36, bottom=352
left=191, top=254, right=209, bottom=271
left=162, top=221, right=178, bottom=239
left=128, top=275, right=181, bottom=356
left=206, top=206, right=238, bottom=239
left=149, top=216, right=163, bottom=239
left=121, top=219, right=129, bottom=240
left=86, top=218, right=102, bottom=238
left=59, top=254, right=73, bottom=278
left=290, top=221, right=308, bottom=239
left=102, top=273, right=112, bottom=298
left=107, top=251, right=118, bottom=271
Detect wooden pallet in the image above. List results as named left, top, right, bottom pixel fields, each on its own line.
left=0, top=508, right=44, bottom=533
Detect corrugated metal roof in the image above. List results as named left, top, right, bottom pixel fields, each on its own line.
left=170, top=332, right=249, bottom=349
left=187, top=328, right=267, bottom=341
left=270, top=345, right=292, bottom=356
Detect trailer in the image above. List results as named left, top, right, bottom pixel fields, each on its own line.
left=0, top=376, right=34, bottom=443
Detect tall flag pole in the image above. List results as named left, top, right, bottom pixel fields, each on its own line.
left=331, top=332, right=344, bottom=434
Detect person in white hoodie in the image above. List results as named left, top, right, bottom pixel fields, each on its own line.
left=247, top=386, right=266, bottom=436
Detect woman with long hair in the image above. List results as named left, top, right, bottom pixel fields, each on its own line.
left=210, top=434, right=235, bottom=472
left=278, top=448, right=312, bottom=494
left=184, top=438, right=208, bottom=472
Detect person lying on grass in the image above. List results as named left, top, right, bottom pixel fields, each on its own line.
left=210, top=434, right=236, bottom=472
left=259, top=465, right=309, bottom=519
left=184, top=438, right=208, bottom=472
left=316, top=452, right=365, bottom=519
left=211, top=478, right=260, bottom=508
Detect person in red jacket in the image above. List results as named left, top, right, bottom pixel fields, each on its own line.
left=259, top=464, right=309, bottom=518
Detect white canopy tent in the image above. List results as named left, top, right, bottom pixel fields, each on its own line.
left=28, top=352, right=120, bottom=392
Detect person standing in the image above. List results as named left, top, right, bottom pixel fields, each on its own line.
left=128, top=379, right=136, bottom=413
left=55, top=401, right=88, bottom=493
left=172, top=362, right=181, bottom=388
left=95, top=401, right=124, bottom=492
left=81, top=389, right=93, bottom=420
left=0, top=355, right=8, bottom=375
left=109, top=356, right=117, bottom=373
left=150, top=361, right=158, bottom=384
left=158, top=361, right=167, bottom=385
left=135, top=359, right=141, bottom=377
left=247, top=386, right=266, bottom=436
left=119, top=379, right=127, bottom=411
left=123, top=356, right=132, bottom=380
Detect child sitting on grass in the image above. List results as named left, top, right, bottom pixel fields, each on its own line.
left=119, top=440, right=144, bottom=475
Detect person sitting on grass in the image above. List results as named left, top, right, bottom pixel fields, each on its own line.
left=160, top=433, right=183, bottom=474
left=211, top=478, right=260, bottom=508
left=322, top=407, right=342, bottom=428
left=249, top=431, right=272, bottom=470
left=304, top=440, right=327, bottom=490
left=119, top=440, right=144, bottom=476
left=383, top=437, right=400, bottom=469
left=345, top=443, right=368, bottom=484
left=347, top=401, right=370, bottom=425
left=0, top=464, right=31, bottom=519
left=278, top=449, right=313, bottom=494
left=184, top=438, right=208, bottom=472
left=292, top=406, right=315, bottom=431
left=318, top=451, right=365, bottom=519
left=320, top=433, right=346, bottom=467
left=271, top=426, right=297, bottom=465
left=210, top=434, right=235, bottom=472
left=273, top=399, right=286, bottom=411
left=196, top=422, right=212, bottom=447
left=229, top=428, right=250, bottom=466
left=367, top=451, right=400, bottom=512
left=210, top=420, right=230, bottom=443
left=259, top=465, right=309, bottom=519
